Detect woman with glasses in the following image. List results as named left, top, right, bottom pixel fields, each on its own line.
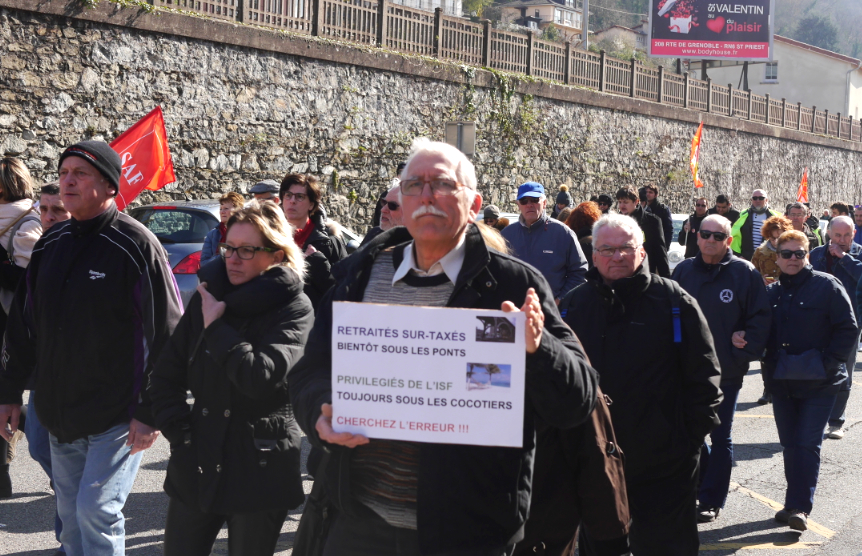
left=763, top=230, right=856, bottom=532
left=149, top=201, right=313, bottom=556
left=751, top=215, right=793, bottom=286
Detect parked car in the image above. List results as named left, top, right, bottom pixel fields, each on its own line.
left=669, top=213, right=687, bottom=271
left=129, top=200, right=363, bottom=309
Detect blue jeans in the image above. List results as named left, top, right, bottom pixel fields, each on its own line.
left=698, top=381, right=741, bottom=508
left=25, top=391, right=63, bottom=550
left=50, top=422, right=143, bottom=556
left=829, top=328, right=859, bottom=426
left=772, top=392, right=836, bottom=514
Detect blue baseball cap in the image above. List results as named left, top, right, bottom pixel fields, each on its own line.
left=516, top=182, right=545, bottom=200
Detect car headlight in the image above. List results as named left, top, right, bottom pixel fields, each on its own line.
left=669, top=251, right=684, bottom=263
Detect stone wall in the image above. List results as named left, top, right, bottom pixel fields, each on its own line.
left=1, top=2, right=862, bottom=234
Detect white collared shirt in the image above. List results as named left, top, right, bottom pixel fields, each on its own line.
left=391, top=235, right=467, bottom=285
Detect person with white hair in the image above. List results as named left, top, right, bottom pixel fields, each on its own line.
left=289, top=138, right=598, bottom=555
left=808, top=214, right=862, bottom=439
left=672, top=214, right=772, bottom=523
left=560, top=213, right=722, bottom=556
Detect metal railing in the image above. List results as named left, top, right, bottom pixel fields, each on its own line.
left=146, top=0, right=862, bottom=144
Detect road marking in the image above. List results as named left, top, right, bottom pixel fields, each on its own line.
left=735, top=414, right=774, bottom=418
left=701, top=541, right=822, bottom=550
left=730, top=482, right=836, bottom=539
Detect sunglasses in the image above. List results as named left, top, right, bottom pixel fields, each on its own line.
left=518, top=197, right=541, bottom=205
left=699, top=230, right=728, bottom=241
left=695, top=203, right=707, bottom=208
left=598, top=202, right=610, bottom=206
left=384, top=201, right=399, bottom=211
left=752, top=196, right=766, bottom=201
left=779, top=249, right=807, bottom=260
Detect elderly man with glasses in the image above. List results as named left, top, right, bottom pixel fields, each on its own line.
left=501, top=182, right=588, bottom=304
left=672, top=215, right=771, bottom=524
left=561, top=213, right=721, bottom=556
left=361, top=185, right=404, bottom=247
left=678, top=197, right=710, bottom=259
left=730, top=189, right=780, bottom=261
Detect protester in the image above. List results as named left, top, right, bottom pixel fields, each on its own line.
left=730, top=189, right=780, bottom=260
left=37, top=182, right=70, bottom=231
left=289, top=139, right=598, bottom=556
left=672, top=214, right=771, bottom=523
left=556, top=207, right=573, bottom=224
left=565, top=201, right=602, bottom=268
left=786, top=202, right=823, bottom=249
left=830, top=202, right=850, bottom=217
left=360, top=184, right=402, bottom=247
left=561, top=213, right=721, bottom=555
left=551, top=185, right=572, bottom=219
left=763, top=230, right=856, bottom=532
left=501, top=181, right=588, bottom=303
left=854, top=208, right=862, bottom=245
left=249, top=179, right=280, bottom=205
left=809, top=215, right=862, bottom=440
left=678, top=197, right=709, bottom=259
left=615, top=187, right=669, bottom=277
left=483, top=204, right=501, bottom=227
left=149, top=201, right=313, bottom=556
left=709, top=194, right=740, bottom=224
left=202, top=191, right=245, bottom=265
left=751, top=215, right=794, bottom=286
left=643, top=184, right=674, bottom=248
left=596, top=194, right=613, bottom=214
left=0, top=141, right=183, bottom=555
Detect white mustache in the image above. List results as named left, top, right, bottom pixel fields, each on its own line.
left=412, top=204, right=448, bottom=219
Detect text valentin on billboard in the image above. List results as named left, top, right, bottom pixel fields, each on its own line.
left=331, top=302, right=527, bottom=448
left=648, top=0, right=774, bottom=61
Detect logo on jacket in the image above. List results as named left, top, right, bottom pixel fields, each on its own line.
left=719, top=289, right=734, bottom=303
left=89, top=270, right=106, bottom=280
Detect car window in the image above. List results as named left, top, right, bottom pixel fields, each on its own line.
left=131, top=209, right=217, bottom=243
left=672, top=217, right=685, bottom=241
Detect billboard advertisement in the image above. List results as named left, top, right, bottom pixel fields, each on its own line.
left=647, top=0, right=775, bottom=61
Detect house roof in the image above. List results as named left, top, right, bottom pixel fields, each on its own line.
left=594, top=24, right=645, bottom=36
left=498, top=0, right=581, bottom=9
left=774, top=35, right=861, bottom=66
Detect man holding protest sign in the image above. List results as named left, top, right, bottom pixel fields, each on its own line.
left=290, top=138, right=598, bottom=556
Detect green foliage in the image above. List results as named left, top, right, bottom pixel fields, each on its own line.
left=462, top=0, right=495, bottom=18
left=589, top=37, right=649, bottom=65
left=791, top=15, right=838, bottom=52
left=540, top=24, right=563, bottom=43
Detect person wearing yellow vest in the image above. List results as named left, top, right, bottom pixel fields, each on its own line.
left=730, top=189, right=781, bottom=260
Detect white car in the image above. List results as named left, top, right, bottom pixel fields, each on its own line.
left=669, top=214, right=688, bottom=271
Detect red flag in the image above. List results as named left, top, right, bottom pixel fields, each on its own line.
left=690, top=122, right=704, bottom=189
left=110, top=107, right=176, bottom=211
left=797, top=168, right=809, bottom=203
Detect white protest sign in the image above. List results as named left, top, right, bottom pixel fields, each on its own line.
left=331, top=301, right=526, bottom=448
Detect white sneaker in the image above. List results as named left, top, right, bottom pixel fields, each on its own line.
left=857, top=342, right=862, bottom=352
left=826, top=425, right=845, bottom=439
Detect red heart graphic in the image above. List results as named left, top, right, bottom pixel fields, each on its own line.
left=707, top=17, right=725, bottom=33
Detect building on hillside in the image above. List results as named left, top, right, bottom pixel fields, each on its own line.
left=499, top=0, right=583, bottom=42
left=693, top=35, right=862, bottom=119
left=390, top=0, right=462, bottom=17
left=593, top=20, right=647, bottom=51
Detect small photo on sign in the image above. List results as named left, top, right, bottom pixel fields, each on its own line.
left=475, top=316, right=516, bottom=343
left=466, top=363, right=512, bottom=391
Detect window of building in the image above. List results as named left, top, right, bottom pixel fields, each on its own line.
left=554, top=8, right=561, bottom=23
left=535, top=9, right=540, bottom=18
left=564, top=11, right=572, bottom=25
left=565, top=0, right=573, bottom=6
left=764, top=62, right=778, bottom=82
left=636, top=34, right=645, bottom=46
left=574, top=12, right=582, bottom=28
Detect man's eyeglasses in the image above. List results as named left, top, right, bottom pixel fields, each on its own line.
left=699, top=230, right=728, bottom=241
left=518, top=197, right=541, bottom=205
left=779, top=249, right=807, bottom=260
left=752, top=196, right=766, bottom=201
left=384, top=201, right=399, bottom=211
left=596, top=245, right=638, bottom=258
left=283, top=192, right=308, bottom=202
left=219, top=243, right=277, bottom=260
left=400, top=179, right=460, bottom=197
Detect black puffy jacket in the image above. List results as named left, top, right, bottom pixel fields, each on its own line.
left=149, top=259, right=314, bottom=514
left=302, top=211, right=348, bottom=311
left=289, top=224, right=598, bottom=554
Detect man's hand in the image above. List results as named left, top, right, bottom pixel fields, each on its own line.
left=502, top=287, right=544, bottom=354
left=305, top=244, right=318, bottom=257
left=828, top=243, right=845, bottom=259
left=732, top=331, right=747, bottom=349
left=0, top=404, right=22, bottom=442
left=197, top=282, right=227, bottom=329
left=316, top=403, right=369, bottom=448
left=127, top=419, right=159, bottom=455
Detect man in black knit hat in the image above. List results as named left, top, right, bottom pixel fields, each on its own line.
left=0, top=140, right=182, bottom=556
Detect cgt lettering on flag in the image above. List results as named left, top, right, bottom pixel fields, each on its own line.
left=110, top=106, right=176, bottom=211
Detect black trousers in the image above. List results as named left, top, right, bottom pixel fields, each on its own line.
left=323, top=511, right=515, bottom=556
left=163, top=496, right=288, bottom=556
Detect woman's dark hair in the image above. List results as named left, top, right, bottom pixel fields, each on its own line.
left=279, top=173, right=321, bottom=216
left=0, top=158, right=34, bottom=202
left=615, top=187, right=638, bottom=203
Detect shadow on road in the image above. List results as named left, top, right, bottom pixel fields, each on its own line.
left=733, top=442, right=783, bottom=462
left=736, top=401, right=770, bottom=412
left=700, top=517, right=804, bottom=546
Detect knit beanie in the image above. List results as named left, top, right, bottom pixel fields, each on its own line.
left=484, top=205, right=501, bottom=219
left=58, top=141, right=122, bottom=194
left=555, top=185, right=572, bottom=206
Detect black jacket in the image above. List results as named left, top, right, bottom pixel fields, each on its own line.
left=672, top=251, right=771, bottom=385
left=302, top=211, right=348, bottom=311
left=149, top=259, right=313, bottom=514
left=677, top=213, right=708, bottom=259
left=0, top=204, right=182, bottom=443
left=763, top=266, right=857, bottom=398
left=289, top=224, right=599, bottom=554
left=630, top=206, right=669, bottom=277
left=561, top=264, right=722, bottom=477
left=646, top=200, right=673, bottom=248
left=708, top=207, right=741, bottom=225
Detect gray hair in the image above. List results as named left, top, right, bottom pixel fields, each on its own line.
left=787, top=202, right=807, bottom=214
left=828, top=215, right=854, bottom=231
left=401, top=138, right=477, bottom=191
left=700, top=214, right=732, bottom=236
left=592, top=214, right=644, bottom=249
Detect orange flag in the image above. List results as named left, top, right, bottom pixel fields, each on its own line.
left=110, top=107, right=176, bottom=211
left=690, top=122, right=704, bottom=189
left=797, top=168, right=809, bottom=203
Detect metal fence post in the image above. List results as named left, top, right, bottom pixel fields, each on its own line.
left=564, top=41, right=572, bottom=85
left=433, top=8, right=442, bottom=59
left=727, top=83, right=732, bottom=115
left=683, top=72, right=689, bottom=108
left=482, top=20, right=492, bottom=67
left=837, top=113, right=842, bottom=139
left=706, top=78, right=712, bottom=113
left=312, top=0, right=322, bottom=36
left=797, top=102, right=802, bottom=130
left=824, top=109, right=829, bottom=135
left=657, top=65, right=664, bottom=103
left=747, top=90, right=752, bottom=120
left=236, top=0, right=244, bottom=22
left=781, top=98, right=787, bottom=127
left=629, top=58, right=636, bottom=98
left=850, top=116, right=855, bottom=141
left=599, top=50, right=606, bottom=92
left=526, top=33, right=534, bottom=76
left=811, top=106, right=817, bottom=132
left=376, top=0, right=388, bottom=47
left=764, top=94, right=770, bottom=124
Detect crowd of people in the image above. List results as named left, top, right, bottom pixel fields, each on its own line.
left=0, top=139, right=858, bottom=556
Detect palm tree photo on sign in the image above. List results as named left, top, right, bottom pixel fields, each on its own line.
left=466, top=363, right=512, bottom=390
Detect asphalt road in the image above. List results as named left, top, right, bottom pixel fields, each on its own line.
left=2, top=363, right=861, bottom=555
